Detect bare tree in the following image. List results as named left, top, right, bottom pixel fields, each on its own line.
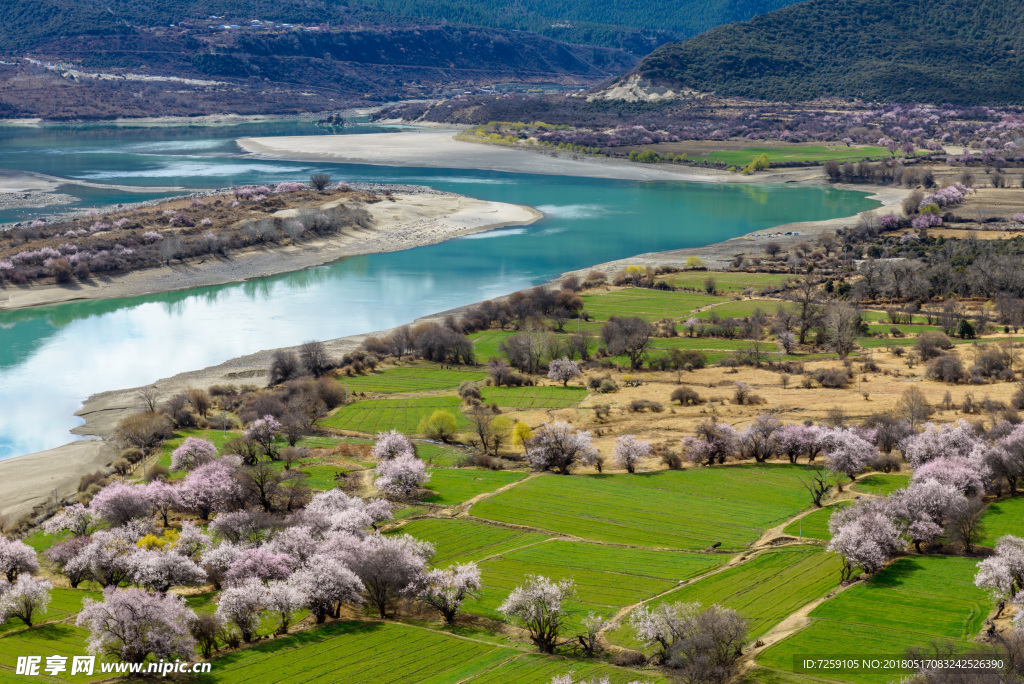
left=136, top=386, right=161, bottom=413
left=824, top=302, right=861, bottom=358
left=896, top=386, right=933, bottom=429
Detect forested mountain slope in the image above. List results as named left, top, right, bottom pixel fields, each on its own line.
left=628, top=0, right=1024, bottom=104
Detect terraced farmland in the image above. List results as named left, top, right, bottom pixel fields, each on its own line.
left=393, top=518, right=551, bottom=567
left=201, top=621, right=663, bottom=684
left=338, top=365, right=487, bottom=394
left=756, top=555, right=990, bottom=683
left=608, top=548, right=841, bottom=645
left=424, top=469, right=529, bottom=506
left=319, top=396, right=468, bottom=434
left=580, top=288, right=725, bottom=322
left=480, top=386, right=587, bottom=408
left=659, top=272, right=792, bottom=293
left=466, top=541, right=724, bottom=629
left=471, top=466, right=814, bottom=550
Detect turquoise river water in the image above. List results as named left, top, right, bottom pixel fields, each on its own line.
left=0, top=122, right=878, bottom=457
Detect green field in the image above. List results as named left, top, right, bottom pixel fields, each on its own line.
left=757, top=555, right=991, bottom=683
left=783, top=504, right=848, bottom=541
left=319, top=396, right=469, bottom=434
left=472, top=466, right=815, bottom=551
left=200, top=621, right=663, bottom=684
left=466, top=541, right=724, bottom=630
left=0, top=623, right=98, bottom=682
left=609, top=548, right=841, bottom=646
left=660, top=272, right=792, bottom=293
left=580, top=288, right=726, bottom=322
left=653, top=336, right=759, bottom=351
left=978, top=496, right=1024, bottom=546
left=424, top=469, right=529, bottom=506
left=852, top=473, right=911, bottom=496
left=696, top=145, right=892, bottom=166
left=480, top=386, right=587, bottom=408
left=393, top=518, right=552, bottom=567
left=696, top=300, right=793, bottom=320
left=0, top=588, right=102, bottom=637
left=339, top=365, right=487, bottom=394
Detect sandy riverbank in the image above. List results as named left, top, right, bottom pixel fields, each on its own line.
left=0, top=192, right=541, bottom=310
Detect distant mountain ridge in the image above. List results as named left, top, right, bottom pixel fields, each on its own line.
left=624, top=0, right=1024, bottom=105
left=0, top=0, right=804, bottom=55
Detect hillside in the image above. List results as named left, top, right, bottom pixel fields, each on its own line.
left=626, top=0, right=1024, bottom=104
left=0, top=0, right=803, bottom=55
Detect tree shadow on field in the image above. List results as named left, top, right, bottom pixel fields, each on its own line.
left=865, top=557, right=924, bottom=589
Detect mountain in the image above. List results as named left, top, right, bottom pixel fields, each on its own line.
left=624, top=0, right=1024, bottom=104
left=0, top=1, right=638, bottom=118
left=0, top=0, right=805, bottom=56
left=353, top=0, right=802, bottom=54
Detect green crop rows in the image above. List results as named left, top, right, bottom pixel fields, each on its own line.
left=783, top=503, right=848, bottom=541
left=757, top=555, right=990, bottom=683
left=609, top=548, right=841, bottom=646
left=319, top=396, right=468, bottom=434
left=424, top=469, right=529, bottom=506
left=394, top=518, right=551, bottom=567
left=580, top=288, right=724, bottom=322
left=338, top=365, right=487, bottom=394
left=480, top=386, right=587, bottom=408
left=466, top=541, right=724, bottom=631
left=471, top=466, right=814, bottom=551
left=660, top=272, right=792, bottom=293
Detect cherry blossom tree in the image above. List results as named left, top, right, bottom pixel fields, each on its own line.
left=245, top=415, right=283, bottom=460
left=374, top=453, right=430, bottom=497
left=199, top=543, right=241, bottom=590
left=418, top=562, right=482, bottom=624
left=499, top=575, right=575, bottom=653
left=43, top=503, right=95, bottom=537
left=372, top=430, right=414, bottom=461
left=901, top=420, right=980, bottom=468
left=173, top=522, right=212, bottom=561
left=912, top=456, right=987, bottom=496
left=818, top=428, right=877, bottom=489
left=299, top=490, right=393, bottom=537
left=77, top=587, right=197, bottom=663
left=223, top=548, right=293, bottom=587
left=547, top=357, right=581, bottom=386
left=525, top=422, right=599, bottom=474
left=993, top=425, right=1024, bottom=494
left=827, top=502, right=902, bottom=580
left=145, top=481, right=180, bottom=527
left=264, top=580, right=307, bottom=635
left=684, top=421, right=739, bottom=466
left=127, top=550, right=206, bottom=594
left=289, top=556, right=364, bottom=623
left=170, top=437, right=218, bottom=471
left=613, top=435, right=651, bottom=473
left=89, top=482, right=153, bottom=527
left=45, top=536, right=91, bottom=588
left=775, top=424, right=820, bottom=463
left=975, top=536, right=1024, bottom=615
left=346, top=533, right=434, bottom=618
left=886, top=480, right=963, bottom=552
left=178, top=461, right=242, bottom=520
left=215, top=578, right=267, bottom=643
left=0, top=576, right=52, bottom=627
left=267, top=527, right=318, bottom=566
left=0, top=537, right=40, bottom=582
left=630, top=601, right=698, bottom=662
left=66, top=528, right=142, bottom=587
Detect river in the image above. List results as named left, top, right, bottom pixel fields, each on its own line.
left=0, top=121, right=878, bottom=458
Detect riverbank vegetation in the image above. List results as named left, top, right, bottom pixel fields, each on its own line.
left=0, top=180, right=380, bottom=286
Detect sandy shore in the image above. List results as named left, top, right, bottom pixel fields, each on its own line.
left=0, top=192, right=541, bottom=310
left=240, top=130, right=741, bottom=182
